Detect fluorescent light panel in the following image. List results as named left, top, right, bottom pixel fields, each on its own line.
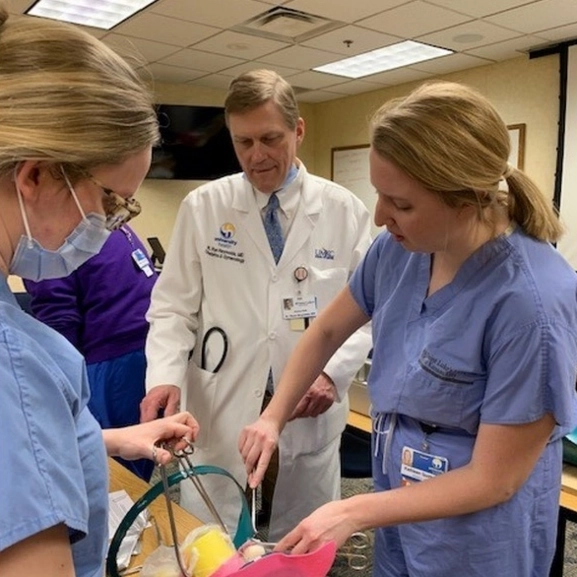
left=313, top=40, right=453, bottom=79
left=26, top=0, right=158, bottom=30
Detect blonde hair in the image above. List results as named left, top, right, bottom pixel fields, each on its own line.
left=0, top=4, right=159, bottom=181
left=224, top=69, right=300, bottom=130
left=370, top=81, right=562, bottom=242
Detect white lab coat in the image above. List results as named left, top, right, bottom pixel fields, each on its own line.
left=145, top=164, right=372, bottom=538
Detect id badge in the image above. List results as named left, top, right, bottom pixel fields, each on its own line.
left=131, top=249, right=153, bottom=277
left=400, top=446, right=449, bottom=486
left=282, top=295, right=317, bottom=320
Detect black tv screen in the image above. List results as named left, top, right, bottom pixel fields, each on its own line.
left=147, top=104, right=241, bottom=180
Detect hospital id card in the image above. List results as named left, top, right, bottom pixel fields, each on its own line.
left=282, top=295, right=317, bottom=320
left=400, top=446, right=449, bottom=486
left=131, top=248, right=153, bottom=277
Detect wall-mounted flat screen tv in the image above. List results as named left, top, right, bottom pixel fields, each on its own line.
left=147, top=104, right=241, bottom=180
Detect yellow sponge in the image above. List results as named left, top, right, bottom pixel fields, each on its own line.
left=180, top=525, right=236, bottom=577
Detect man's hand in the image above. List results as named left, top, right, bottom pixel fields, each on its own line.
left=289, top=373, right=337, bottom=421
left=140, top=384, right=181, bottom=422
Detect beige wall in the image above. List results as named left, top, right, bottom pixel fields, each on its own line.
left=313, top=55, right=558, bottom=199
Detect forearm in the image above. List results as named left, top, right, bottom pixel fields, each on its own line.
left=102, top=428, right=123, bottom=457
left=347, top=417, right=556, bottom=532
left=346, top=463, right=513, bottom=534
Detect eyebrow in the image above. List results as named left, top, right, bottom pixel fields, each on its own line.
left=375, top=190, right=410, bottom=203
left=233, top=131, right=283, bottom=141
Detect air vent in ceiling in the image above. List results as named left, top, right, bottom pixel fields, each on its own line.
left=234, top=6, right=343, bottom=43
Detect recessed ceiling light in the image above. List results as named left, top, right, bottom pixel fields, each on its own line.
left=26, top=0, right=159, bottom=30
left=313, top=40, right=453, bottom=79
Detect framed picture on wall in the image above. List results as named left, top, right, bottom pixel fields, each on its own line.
left=507, top=124, right=526, bottom=170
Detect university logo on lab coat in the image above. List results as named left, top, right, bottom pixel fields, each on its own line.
left=220, top=222, right=236, bottom=239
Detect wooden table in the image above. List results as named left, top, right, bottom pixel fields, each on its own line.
left=108, top=458, right=203, bottom=573
left=347, top=409, right=371, bottom=433
left=551, top=464, right=577, bottom=577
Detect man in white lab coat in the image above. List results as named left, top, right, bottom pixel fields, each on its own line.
left=141, top=69, right=372, bottom=541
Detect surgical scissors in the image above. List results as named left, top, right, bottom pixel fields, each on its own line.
left=156, top=439, right=229, bottom=577
left=201, top=326, right=228, bottom=373
left=336, top=531, right=370, bottom=571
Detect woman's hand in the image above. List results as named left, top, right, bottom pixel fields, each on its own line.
left=275, top=499, right=358, bottom=554
left=238, top=415, right=280, bottom=488
left=103, top=411, right=199, bottom=465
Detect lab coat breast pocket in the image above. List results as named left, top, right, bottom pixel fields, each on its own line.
left=307, top=266, right=348, bottom=310
left=403, top=358, right=486, bottom=434
left=185, top=361, right=218, bottom=449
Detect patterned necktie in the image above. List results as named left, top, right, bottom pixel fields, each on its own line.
left=263, top=193, right=284, bottom=264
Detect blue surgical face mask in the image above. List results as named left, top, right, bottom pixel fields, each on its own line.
left=9, top=167, right=111, bottom=281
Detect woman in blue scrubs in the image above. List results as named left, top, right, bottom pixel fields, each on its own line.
left=0, top=6, right=198, bottom=577
left=240, top=81, right=577, bottom=576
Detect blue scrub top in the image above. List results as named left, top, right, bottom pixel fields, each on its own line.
left=350, top=228, right=577, bottom=436
left=0, top=276, right=108, bottom=577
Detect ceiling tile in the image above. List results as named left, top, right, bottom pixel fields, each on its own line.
left=158, top=48, right=246, bottom=72
left=301, top=25, right=401, bottom=55
left=358, top=1, right=472, bottom=38
left=7, top=0, right=35, bottom=14
left=187, top=74, right=234, bottom=90
left=104, top=34, right=181, bottom=63
left=11, top=0, right=577, bottom=103
left=485, top=0, right=577, bottom=35
left=81, top=26, right=108, bottom=39
left=114, top=12, right=220, bottom=47
left=150, top=0, right=267, bottom=28
left=296, top=89, right=345, bottom=102
left=191, top=30, right=289, bottom=60
left=217, top=61, right=302, bottom=78
left=325, top=79, right=386, bottom=95
left=146, top=63, right=207, bottom=83
left=258, top=45, right=344, bottom=69
left=410, top=52, right=492, bottom=74
left=283, top=0, right=407, bottom=23
left=465, top=35, right=548, bottom=61
left=422, top=0, right=540, bottom=18
left=418, top=20, right=521, bottom=51
left=537, top=22, right=577, bottom=43
left=362, top=66, right=434, bottom=86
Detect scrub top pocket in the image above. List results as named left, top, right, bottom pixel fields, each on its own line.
left=402, top=360, right=486, bottom=433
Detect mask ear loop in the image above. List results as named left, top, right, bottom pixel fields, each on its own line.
left=60, top=166, right=88, bottom=221
left=13, top=165, right=34, bottom=248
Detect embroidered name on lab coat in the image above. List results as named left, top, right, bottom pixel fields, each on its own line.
left=314, top=248, right=335, bottom=260
left=206, top=223, right=245, bottom=263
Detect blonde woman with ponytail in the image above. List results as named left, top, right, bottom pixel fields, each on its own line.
left=240, top=81, right=577, bottom=577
